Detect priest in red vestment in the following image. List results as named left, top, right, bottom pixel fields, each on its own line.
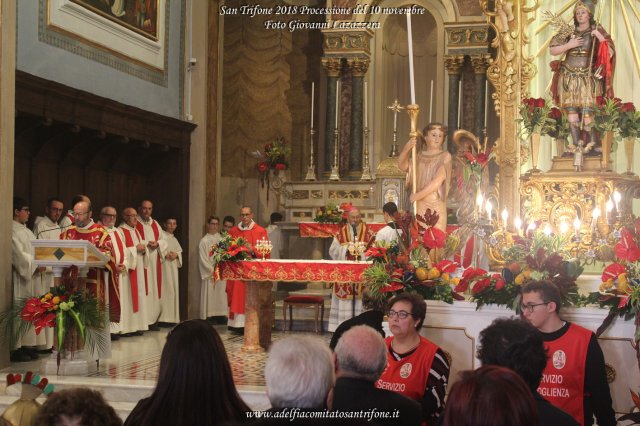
left=226, top=206, right=269, bottom=331
left=60, top=200, right=115, bottom=359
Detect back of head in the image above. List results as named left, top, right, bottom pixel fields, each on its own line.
left=443, top=365, right=538, bottom=426
left=34, top=387, right=121, bottom=426
left=136, top=320, right=248, bottom=425
left=382, top=202, right=398, bottom=217
left=477, top=318, right=548, bottom=390
left=270, top=212, right=283, bottom=223
left=265, top=336, right=334, bottom=409
left=335, top=325, right=387, bottom=382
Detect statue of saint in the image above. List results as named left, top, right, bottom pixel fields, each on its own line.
left=549, top=0, right=615, bottom=150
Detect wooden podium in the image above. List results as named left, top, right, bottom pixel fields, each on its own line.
left=32, top=239, right=110, bottom=375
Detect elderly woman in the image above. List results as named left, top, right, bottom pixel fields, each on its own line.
left=375, top=293, right=450, bottom=425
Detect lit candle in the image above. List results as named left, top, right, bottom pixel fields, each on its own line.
left=457, top=80, right=462, bottom=128
left=514, top=217, right=523, bottom=235
left=484, top=80, right=488, bottom=128
left=543, top=224, right=552, bottom=236
left=429, top=80, right=434, bottom=123
left=335, top=80, right=340, bottom=128
left=605, top=199, right=614, bottom=220
left=364, top=82, right=368, bottom=128
left=476, top=192, right=484, bottom=214
left=573, top=217, right=581, bottom=238
left=310, top=81, right=315, bottom=129
left=613, top=190, right=621, bottom=213
left=592, top=207, right=601, bottom=230
left=560, top=221, right=569, bottom=235
left=406, top=12, right=416, bottom=105
left=501, top=208, right=508, bottom=230
left=527, top=222, right=537, bottom=236
left=486, top=200, right=493, bottom=221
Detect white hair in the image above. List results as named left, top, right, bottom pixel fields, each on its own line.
left=265, top=336, right=334, bottom=409
left=334, top=325, right=387, bottom=382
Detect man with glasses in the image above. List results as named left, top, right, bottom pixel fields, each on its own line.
left=521, top=280, right=615, bottom=426
left=198, top=216, right=227, bottom=324
left=32, top=197, right=65, bottom=352
left=58, top=194, right=90, bottom=229
left=60, top=199, right=115, bottom=360
left=119, top=207, right=149, bottom=336
left=226, top=206, right=269, bottom=332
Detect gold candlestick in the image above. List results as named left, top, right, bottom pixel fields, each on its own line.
left=305, top=128, right=317, bottom=181
left=360, top=126, right=372, bottom=180
left=406, top=104, right=421, bottom=214
left=329, top=128, right=340, bottom=181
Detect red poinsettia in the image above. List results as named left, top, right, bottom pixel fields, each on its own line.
left=615, top=228, right=640, bottom=262
left=227, top=243, right=249, bottom=257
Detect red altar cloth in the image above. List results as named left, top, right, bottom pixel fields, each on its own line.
left=299, top=222, right=387, bottom=238
left=218, top=259, right=370, bottom=283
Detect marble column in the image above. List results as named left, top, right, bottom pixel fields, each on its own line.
left=322, top=58, right=342, bottom=177
left=444, top=55, right=465, bottom=148
left=471, top=54, right=491, bottom=139
left=347, top=58, right=369, bottom=178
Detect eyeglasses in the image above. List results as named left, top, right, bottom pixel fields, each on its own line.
left=101, top=213, right=116, bottom=218
left=209, top=222, right=219, bottom=226
left=387, top=310, right=415, bottom=320
left=73, top=211, right=89, bottom=217
left=520, top=302, right=549, bottom=313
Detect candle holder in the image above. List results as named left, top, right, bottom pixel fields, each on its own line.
left=360, top=126, right=372, bottom=180
left=329, top=128, right=340, bottom=181
left=347, top=241, right=366, bottom=262
left=255, top=238, right=273, bottom=261
left=305, top=128, right=317, bottom=181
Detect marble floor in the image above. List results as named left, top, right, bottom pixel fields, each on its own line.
left=2, top=325, right=330, bottom=388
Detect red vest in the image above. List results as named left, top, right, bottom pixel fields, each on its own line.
left=538, top=323, right=592, bottom=426
left=375, top=336, right=439, bottom=402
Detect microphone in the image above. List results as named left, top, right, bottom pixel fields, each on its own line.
left=35, top=223, right=71, bottom=238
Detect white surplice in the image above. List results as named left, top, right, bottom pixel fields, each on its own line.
left=119, top=223, right=149, bottom=333
left=12, top=220, right=40, bottom=349
left=159, top=230, right=182, bottom=323
left=32, top=215, right=61, bottom=349
left=198, top=232, right=228, bottom=319
left=136, top=217, right=167, bottom=325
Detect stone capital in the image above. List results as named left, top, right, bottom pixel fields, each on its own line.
left=322, top=58, right=342, bottom=77
left=346, top=58, right=370, bottom=77
left=444, top=55, right=465, bottom=75
left=470, top=54, right=492, bottom=74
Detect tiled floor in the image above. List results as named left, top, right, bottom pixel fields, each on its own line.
left=3, top=325, right=331, bottom=388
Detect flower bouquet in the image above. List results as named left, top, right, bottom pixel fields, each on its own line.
left=594, top=96, right=622, bottom=133
left=314, top=202, right=351, bottom=224
left=210, top=234, right=253, bottom=264
left=363, top=209, right=463, bottom=304
left=619, top=102, right=640, bottom=139
left=544, top=107, right=570, bottom=140
left=0, top=266, right=107, bottom=368
left=517, top=97, right=555, bottom=138
left=461, top=228, right=583, bottom=311
left=461, top=144, right=494, bottom=184
left=254, top=138, right=291, bottom=179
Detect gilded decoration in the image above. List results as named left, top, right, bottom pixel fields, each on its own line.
left=219, top=259, right=369, bottom=284
left=322, top=29, right=373, bottom=57
left=471, top=54, right=491, bottom=75
left=290, top=190, right=310, bottom=200
left=321, top=58, right=342, bottom=77
left=328, top=190, right=370, bottom=199
left=445, top=25, right=489, bottom=47
left=311, top=190, right=323, bottom=199
left=444, top=55, right=465, bottom=75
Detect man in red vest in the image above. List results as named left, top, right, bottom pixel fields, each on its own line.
left=226, top=206, right=269, bottom=333
left=521, top=280, right=616, bottom=426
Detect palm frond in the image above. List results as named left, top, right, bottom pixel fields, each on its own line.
left=542, top=10, right=573, bottom=39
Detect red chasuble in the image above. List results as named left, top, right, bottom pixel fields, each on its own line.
left=538, top=323, right=592, bottom=425
left=120, top=227, right=142, bottom=313
left=226, top=222, right=269, bottom=318
left=60, top=222, right=115, bottom=317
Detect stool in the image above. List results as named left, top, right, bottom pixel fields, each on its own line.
left=282, top=295, right=325, bottom=333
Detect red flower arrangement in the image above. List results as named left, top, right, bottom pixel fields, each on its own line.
left=517, top=97, right=554, bottom=137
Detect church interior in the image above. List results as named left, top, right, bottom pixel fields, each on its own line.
left=1, top=0, right=640, bottom=423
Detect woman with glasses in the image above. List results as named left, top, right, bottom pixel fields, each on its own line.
left=375, top=293, right=450, bottom=425
left=124, top=319, right=250, bottom=425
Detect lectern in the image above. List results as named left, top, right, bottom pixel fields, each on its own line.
left=31, top=239, right=110, bottom=375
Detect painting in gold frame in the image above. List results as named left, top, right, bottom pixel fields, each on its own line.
left=69, top=0, right=159, bottom=41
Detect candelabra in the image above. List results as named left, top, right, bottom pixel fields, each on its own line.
left=329, top=128, right=340, bottom=181
left=347, top=241, right=366, bottom=262
left=305, top=128, right=317, bottom=181
left=360, top=126, right=372, bottom=180
left=255, top=238, right=273, bottom=261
